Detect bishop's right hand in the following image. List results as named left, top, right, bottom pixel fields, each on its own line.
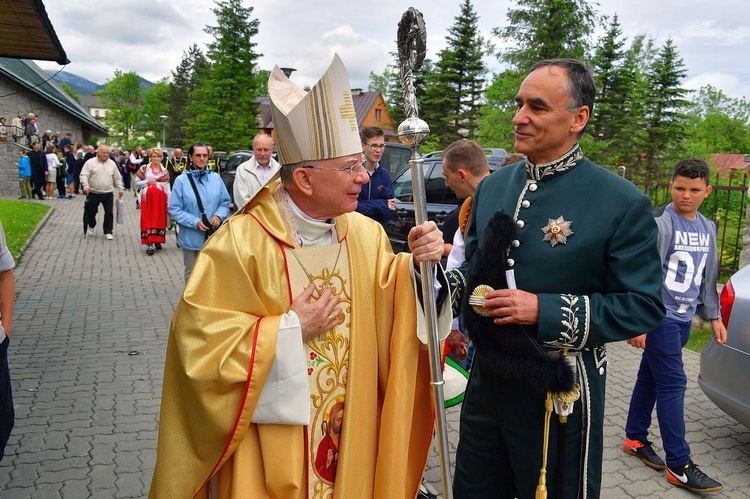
left=291, top=284, right=342, bottom=342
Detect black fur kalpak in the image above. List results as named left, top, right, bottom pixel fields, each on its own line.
left=461, top=211, right=576, bottom=394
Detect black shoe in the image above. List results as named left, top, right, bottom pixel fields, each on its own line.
left=136, top=200, right=140, bottom=209
left=155, top=243, right=162, bottom=250
left=416, top=480, right=438, bottom=499
left=146, top=246, right=155, bottom=256
left=667, top=460, right=724, bottom=493
left=624, top=437, right=666, bottom=470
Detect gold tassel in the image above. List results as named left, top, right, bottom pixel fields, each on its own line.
left=536, top=392, right=553, bottom=499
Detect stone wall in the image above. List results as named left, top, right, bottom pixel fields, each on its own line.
left=0, top=75, right=102, bottom=199
left=0, top=76, right=97, bottom=145
left=0, top=140, right=25, bottom=198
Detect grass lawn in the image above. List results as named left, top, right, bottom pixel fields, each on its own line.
left=0, top=199, right=50, bottom=261
left=686, top=324, right=714, bottom=354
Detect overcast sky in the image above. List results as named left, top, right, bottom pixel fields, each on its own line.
left=38, top=0, right=750, bottom=102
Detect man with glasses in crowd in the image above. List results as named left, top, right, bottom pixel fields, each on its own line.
left=355, top=126, right=396, bottom=226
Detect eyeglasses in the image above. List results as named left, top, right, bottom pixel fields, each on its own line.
left=303, top=160, right=364, bottom=177
left=364, top=143, right=386, bottom=151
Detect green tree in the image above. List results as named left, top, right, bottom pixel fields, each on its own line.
left=589, top=15, right=628, bottom=145
left=477, top=70, right=524, bottom=150
left=138, top=80, right=171, bottom=145
left=167, top=44, right=208, bottom=147
left=369, top=54, right=435, bottom=130
left=255, top=69, right=270, bottom=97
left=185, top=0, right=262, bottom=150
left=421, top=0, right=488, bottom=148
left=95, top=70, right=143, bottom=143
left=495, top=0, right=598, bottom=71
left=59, top=82, right=80, bottom=104
left=602, top=35, right=655, bottom=170
left=681, top=86, right=750, bottom=158
left=479, top=0, right=597, bottom=152
left=643, top=38, right=690, bottom=172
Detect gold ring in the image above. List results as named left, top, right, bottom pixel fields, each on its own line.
left=327, top=315, right=334, bottom=322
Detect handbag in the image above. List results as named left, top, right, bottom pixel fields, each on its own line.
left=186, top=173, right=218, bottom=240
left=116, top=199, right=124, bottom=224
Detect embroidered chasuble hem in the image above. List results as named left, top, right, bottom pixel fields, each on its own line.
left=287, top=243, right=352, bottom=497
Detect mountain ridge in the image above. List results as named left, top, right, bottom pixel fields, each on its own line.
left=45, top=70, right=154, bottom=95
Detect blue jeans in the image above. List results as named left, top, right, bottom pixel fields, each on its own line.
left=625, top=317, right=691, bottom=468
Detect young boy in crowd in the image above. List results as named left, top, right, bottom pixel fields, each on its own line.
left=624, top=158, right=727, bottom=493
left=16, top=149, right=32, bottom=199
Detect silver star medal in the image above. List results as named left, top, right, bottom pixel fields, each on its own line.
left=542, top=216, right=573, bottom=247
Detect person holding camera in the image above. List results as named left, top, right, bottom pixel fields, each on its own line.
left=169, top=142, right=231, bottom=282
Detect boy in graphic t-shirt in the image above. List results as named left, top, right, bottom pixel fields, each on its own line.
left=624, top=158, right=727, bottom=493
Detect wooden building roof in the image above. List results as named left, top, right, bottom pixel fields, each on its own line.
left=0, top=0, right=69, bottom=64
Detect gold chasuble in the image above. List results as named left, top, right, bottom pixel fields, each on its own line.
left=149, top=183, right=434, bottom=499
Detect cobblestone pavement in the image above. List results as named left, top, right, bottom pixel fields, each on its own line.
left=1, top=196, right=749, bottom=498
left=423, top=335, right=750, bottom=498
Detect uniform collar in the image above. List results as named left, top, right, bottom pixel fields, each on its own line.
left=525, top=143, right=583, bottom=181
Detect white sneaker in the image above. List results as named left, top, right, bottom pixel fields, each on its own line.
left=105, top=233, right=114, bottom=240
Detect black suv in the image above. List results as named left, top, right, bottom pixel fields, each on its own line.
left=381, top=142, right=412, bottom=178
left=221, top=150, right=253, bottom=208
left=384, top=151, right=508, bottom=252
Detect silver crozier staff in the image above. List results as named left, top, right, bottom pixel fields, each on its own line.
left=396, top=8, right=454, bottom=498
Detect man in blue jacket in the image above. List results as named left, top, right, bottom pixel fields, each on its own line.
left=355, top=126, right=395, bottom=226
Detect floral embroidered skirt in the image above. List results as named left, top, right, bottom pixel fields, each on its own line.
left=140, top=184, right=168, bottom=244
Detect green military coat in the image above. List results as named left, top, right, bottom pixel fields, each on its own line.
left=449, top=145, right=665, bottom=498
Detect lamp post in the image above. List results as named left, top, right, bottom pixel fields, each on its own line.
left=160, top=115, right=168, bottom=147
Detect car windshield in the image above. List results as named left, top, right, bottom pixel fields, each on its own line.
left=225, top=153, right=252, bottom=171
left=392, top=161, right=459, bottom=205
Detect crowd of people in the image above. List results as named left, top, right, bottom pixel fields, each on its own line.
left=0, top=111, right=66, bottom=149
left=13, top=137, right=232, bottom=259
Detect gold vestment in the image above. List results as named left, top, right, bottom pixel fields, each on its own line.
left=150, top=183, right=434, bottom=498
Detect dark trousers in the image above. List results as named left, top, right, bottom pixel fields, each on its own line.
left=31, top=171, right=45, bottom=199
left=56, top=175, right=66, bottom=197
left=86, top=191, right=115, bottom=235
left=626, top=318, right=692, bottom=468
left=121, top=169, right=131, bottom=190
left=1, top=336, right=14, bottom=461
left=453, top=356, right=600, bottom=499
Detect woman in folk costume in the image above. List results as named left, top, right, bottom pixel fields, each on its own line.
left=149, top=54, right=451, bottom=499
left=135, top=148, right=170, bottom=255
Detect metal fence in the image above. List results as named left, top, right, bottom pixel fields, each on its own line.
left=620, top=167, right=748, bottom=277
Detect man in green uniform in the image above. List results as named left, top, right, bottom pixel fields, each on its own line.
left=448, top=59, right=665, bottom=498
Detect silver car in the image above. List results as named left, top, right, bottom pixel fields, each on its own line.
left=698, top=265, right=750, bottom=429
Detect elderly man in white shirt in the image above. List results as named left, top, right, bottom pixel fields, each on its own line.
left=80, top=145, right=125, bottom=240
left=233, top=133, right=280, bottom=210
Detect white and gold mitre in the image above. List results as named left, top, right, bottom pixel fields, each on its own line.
left=268, top=54, right=362, bottom=165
